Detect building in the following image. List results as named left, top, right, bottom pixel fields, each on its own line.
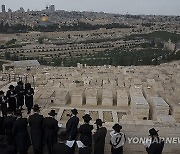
left=1, top=4, right=6, bottom=13
left=49, top=5, right=55, bottom=12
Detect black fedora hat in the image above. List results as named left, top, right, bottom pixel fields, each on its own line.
left=0, top=90, right=4, bottom=95
left=17, top=81, right=23, bottom=85
left=82, top=114, right=92, bottom=121
left=112, top=123, right=122, bottom=132
left=149, top=128, right=159, bottom=136
left=48, top=110, right=57, bottom=116
left=32, top=104, right=41, bottom=111
left=9, top=85, right=14, bottom=89
left=94, top=119, right=104, bottom=125
left=71, top=108, right=78, bottom=115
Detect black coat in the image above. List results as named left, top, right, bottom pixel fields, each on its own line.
left=3, top=116, right=16, bottom=145
left=66, top=115, right=79, bottom=140
left=15, top=86, right=25, bottom=107
left=0, top=117, right=5, bottom=135
left=146, top=137, right=164, bottom=154
left=79, top=147, right=91, bottom=154
left=25, top=88, right=34, bottom=108
left=6, top=90, right=16, bottom=112
left=79, top=124, right=93, bottom=145
left=12, top=118, right=31, bottom=151
left=0, top=96, right=7, bottom=117
left=29, top=113, right=44, bottom=149
left=52, top=143, right=71, bottom=154
left=93, top=127, right=107, bottom=154
left=43, top=117, right=58, bottom=146
left=0, top=145, right=15, bottom=154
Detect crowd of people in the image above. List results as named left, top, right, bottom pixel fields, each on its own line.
left=0, top=82, right=164, bottom=154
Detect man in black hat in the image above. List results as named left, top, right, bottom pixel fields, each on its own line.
left=66, top=108, right=79, bottom=154
left=0, top=135, right=15, bottom=154
left=66, top=108, right=79, bottom=140
left=79, top=114, right=93, bottom=147
left=12, top=109, right=31, bottom=154
left=0, top=90, right=7, bottom=117
left=25, top=83, right=34, bottom=114
left=146, top=128, right=164, bottom=154
left=93, top=119, right=107, bottom=154
left=6, top=85, right=17, bottom=113
left=52, top=131, right=71, bottom=154
left=3, top=110, right=16, bottom=145
left=29, top=104, right=44, bottom=154
left=110, top=123, right=126, bottom=154
left=15, top=81, right=25, bottom=110
left=43, top=109, right=59, bottom=154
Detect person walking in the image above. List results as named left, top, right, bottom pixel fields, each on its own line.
left=6, top=85, right=17, bottom=113
left=110, top=123, right=126, bottom=154
left=3, top=111, right=16, bottom=145
left=29, top=104, right=44, bottom=154
left=25, top=83, right=34, bottom=114
left=15, top=81, right=25, bottom=110
left=12, top=109, right=31, bottom=154
left=43, top=110, right=59, bottom=154
left=145, top=128, right=164, bottom=154
left=93, top=119, right=107, bottom=154
left=0, top=90, right=7, bottom=117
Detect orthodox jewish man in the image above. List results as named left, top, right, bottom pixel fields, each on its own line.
left=43, top=109, right=59, bottom=154
left=29, top=104, right=44, bottom=154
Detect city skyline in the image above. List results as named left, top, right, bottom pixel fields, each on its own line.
left=0, top=0, right=180, bottom=15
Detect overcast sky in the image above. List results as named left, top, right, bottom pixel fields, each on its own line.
left=1, top=0, right=180, bottom=15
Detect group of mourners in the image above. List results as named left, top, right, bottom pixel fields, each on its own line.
left=0, top=81, right=164, bottom=154
left=0, top=81, right=34, bottom=116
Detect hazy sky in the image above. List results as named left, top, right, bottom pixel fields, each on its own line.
left=1, top=0, right=180, bottom=15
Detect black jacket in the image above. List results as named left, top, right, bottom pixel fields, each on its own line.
left=0, top=145, right=15, bottom=154
left=79, top=124, right=93, bottom=145
left=0, top=96, right=7, bottom=117
left=12, top=117, right=31, bottom=150
left=43, top=117, right=59, bottom=146
left=0, top=117, right=4, bottom=135
left=66, top=115, right=79, bottom=140
left=146, top=137, right=164, bottom=154
left=3, top=116, right=16, bottom=145
left=29, top=113, right=44, bottom=148
left=52, top=143, right=71, bottom=154
left=93, top=127, right=107, bottom=154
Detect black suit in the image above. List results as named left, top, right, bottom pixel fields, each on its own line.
left=79, top=124, right=93, bottom=146
left=0, top=145, right=15, bottom=154
left=93, top=127, right=107, bottom=154
left=25, top=88, right=34, bottom=113
left=43, top=117, right=58, bottom=154
left=15, top=86, right=25, bottom=109
left=0, top=117, right=5, bottom=135
left=6, top=90, right=17, bottom=113
left=66, top=115, right=79, bottom=140
left=52, top=143, right=71, bottom=154
left=3, top=116, right=16, bottom=145
left=12, top=117, right=31, bottom=154
left=0, top=96, right=7, bottom=117
left=29, top=113, right=44, bottom=154
left=146, top=137, right=164, bottom=154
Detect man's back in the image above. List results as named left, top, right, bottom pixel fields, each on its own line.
left=52, top=143, right=71, bottom=154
